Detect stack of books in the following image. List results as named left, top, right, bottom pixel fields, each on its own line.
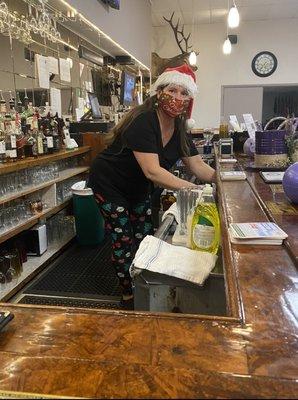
left=228, top=222, right=288, bottom=245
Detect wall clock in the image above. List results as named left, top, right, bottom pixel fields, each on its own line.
left=251, top=51, right=277, bottom=77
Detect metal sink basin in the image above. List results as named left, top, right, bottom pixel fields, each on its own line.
left=133, top=215, right=227, bottom=316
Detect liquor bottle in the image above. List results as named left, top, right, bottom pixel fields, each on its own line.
left=25, top=127, right=37, bottom=158
left=15, top=112, right=25, bottom=159
left=16, top=92, right=23, bottom=114
left=36, top=125, right=44, bottom=156
left=0, top=126, right=6, bottom=163
left=0, top=90, right=6, bottom=114
left=52, top=127, right=60, bottom=152
left=8, top=91, right=15, bottom=112
left=45, top=128, right=54, bottom=154
left=5, top=122, right=17, bottom=162
left=39, top=121, right=48, bottom=155
left=23, top=88, right=29, bottom=111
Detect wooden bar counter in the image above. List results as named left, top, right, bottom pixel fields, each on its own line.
left=0, top=153, right=297, bottom=399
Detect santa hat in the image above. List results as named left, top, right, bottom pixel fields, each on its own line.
left=151, top=64, right=197, bottom=129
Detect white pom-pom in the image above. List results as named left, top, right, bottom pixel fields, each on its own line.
left=186, top=118, right=196, bottom=130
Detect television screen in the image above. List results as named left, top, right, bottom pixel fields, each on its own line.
left=99, top=0, right=120, bottom=9
left=88, top=92, right=102, bottom=120
left=120, top=72, right=135, bottom=106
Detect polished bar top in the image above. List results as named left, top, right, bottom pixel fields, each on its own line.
left=0, top=154, right=297, bottom=398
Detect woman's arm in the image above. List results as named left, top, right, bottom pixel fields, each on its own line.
left=181, top=154, right=216, bottom=183
left=133, top=151, right=196, bottom=190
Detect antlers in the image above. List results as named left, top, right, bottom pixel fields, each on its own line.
left=163, top=12, right=192, bottom=54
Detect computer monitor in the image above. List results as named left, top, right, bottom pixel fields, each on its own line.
left=120, top=72, right=135, bottom=106
left=88, top=92, right=103, bottom=120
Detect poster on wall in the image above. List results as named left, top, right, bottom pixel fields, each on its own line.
left=59, top=58, right=71, bottom=82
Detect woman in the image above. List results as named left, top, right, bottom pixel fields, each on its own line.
left=88, top=64, right=216, bottom=307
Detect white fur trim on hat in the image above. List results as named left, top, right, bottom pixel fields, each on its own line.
left=151, top=71, right=197, bottom=97
left=186, top=118, right=196, bottom=130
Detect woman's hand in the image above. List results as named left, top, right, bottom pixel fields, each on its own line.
left=182, top=155, right=216, bottom=183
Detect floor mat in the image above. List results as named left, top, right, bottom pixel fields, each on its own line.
left=23, top=238, right=122, bottom=299
left=19, top=295, right=122, bottom=309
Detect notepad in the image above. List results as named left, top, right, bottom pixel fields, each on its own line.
left=220, top=171, right=247, bottom=181
left=229, top=222, right=288, bottom=245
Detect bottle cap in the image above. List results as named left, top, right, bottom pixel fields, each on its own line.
left=202, top=183, right=213, bottom=195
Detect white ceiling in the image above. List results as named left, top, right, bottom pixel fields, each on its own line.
left=151, top=0, right=298, bottom=26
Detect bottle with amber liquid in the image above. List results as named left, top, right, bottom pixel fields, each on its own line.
left=219, top=116, right=229, bottom=139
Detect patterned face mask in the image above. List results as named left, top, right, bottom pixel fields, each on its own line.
left=158, top=92, right=190, bottom=118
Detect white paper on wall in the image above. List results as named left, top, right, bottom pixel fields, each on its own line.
left=79, top=63, right=85, bottom=77
left=59, top=58, right=71, bottom=82
left=50, top=88, right=62, bottom=117
left=47, top=56, right=59, bottom=75
left=36, top=54, right=50, bottom=89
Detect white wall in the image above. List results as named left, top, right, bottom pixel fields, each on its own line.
left=67, top=0, right=151, bottom=68
left=152, top=18, right=298, bottom=128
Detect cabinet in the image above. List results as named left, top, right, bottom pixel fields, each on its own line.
left=0, top=146, right=91, bottom=301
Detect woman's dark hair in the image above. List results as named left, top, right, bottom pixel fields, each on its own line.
left=110, top=90, right=191, bottom=157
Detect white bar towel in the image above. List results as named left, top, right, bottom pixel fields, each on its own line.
left=130, top=235, right=217, bottom=285
left=161, top=202, right=179, bottom=223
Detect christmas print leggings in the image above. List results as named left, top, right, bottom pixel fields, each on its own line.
left=94, top=194, right=153, bottom=296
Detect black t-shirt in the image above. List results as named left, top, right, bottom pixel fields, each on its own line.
left=88, top=110, right=198, bottom=206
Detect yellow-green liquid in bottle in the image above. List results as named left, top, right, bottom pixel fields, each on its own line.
left=191, top=186, right=220, bottom=254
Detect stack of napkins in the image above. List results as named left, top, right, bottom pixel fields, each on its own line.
left=220, top=171, right=247, bottom=181
left=229, top=222, right=288, bottom=245
left=130, top=235, right=217, bottom=285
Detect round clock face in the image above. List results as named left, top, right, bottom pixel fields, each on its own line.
left=251, top=51, right=277, bottom=77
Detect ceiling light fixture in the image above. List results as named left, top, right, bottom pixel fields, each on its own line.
left=228, top=1, right=240, bottom=28
left=189, top=51, right=197, bottom=66
left=223, top=37, right=232, bottom=54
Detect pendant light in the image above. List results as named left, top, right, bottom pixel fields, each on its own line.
left=189, top=51, right=197, bottom=66
left=228, top=1, right=239, bottom=28
left=223, top=37, right=232, bottom=54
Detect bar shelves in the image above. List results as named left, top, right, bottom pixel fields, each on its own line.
left=0, top=146, right=90, bottom=176
left=0, top=200, right=73, bottom=245
left=0, top=166, right=89, bottom=206
left=0, top=147, right=90, bottom=245
left=0, top=147, right=91, bottom=301
left=0, top=233, right=76, bottom=302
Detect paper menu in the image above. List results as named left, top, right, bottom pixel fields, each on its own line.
left=35, top=54, right=50, bottom=89
left=50, top=88, right=62, bottom=117
left=243, top=114, right=257, bottom=140
left=47, top=56, right=59, bottom=75
left=229, top=222, right=288, bottom=239
left=59, top=58, right=71, bottom=82
left=229, top=115, right=242, bottom=131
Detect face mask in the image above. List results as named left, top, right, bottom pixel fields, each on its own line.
left=158, top=92, right=190, bottom=118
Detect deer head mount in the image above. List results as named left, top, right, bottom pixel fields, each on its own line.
left=152, top=11, right=199, bottom=82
